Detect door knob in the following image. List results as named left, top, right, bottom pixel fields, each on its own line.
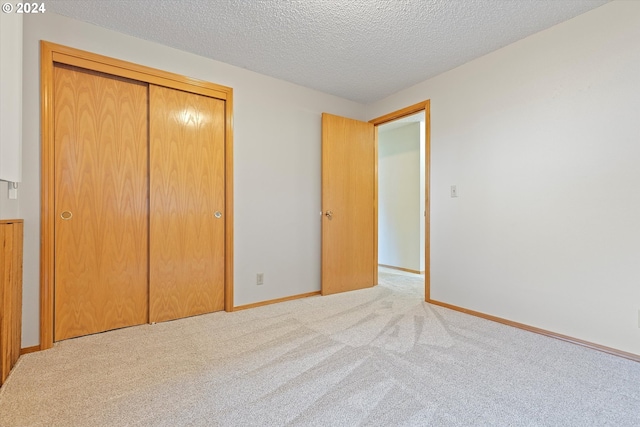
left=60, top=211, right=73, bottom=220
left=324, top=210, right=333, bottom=220
left=214, top=211, right=222, bottom=219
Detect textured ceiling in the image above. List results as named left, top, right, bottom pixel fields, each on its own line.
left=46, top=0, right=610, bottom=104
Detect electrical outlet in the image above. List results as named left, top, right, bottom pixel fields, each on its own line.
left=257, top=273, right=264, bottom=286
left=450, top=185, right=458, bottom=198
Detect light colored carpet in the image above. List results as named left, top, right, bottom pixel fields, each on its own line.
left=1, top=272, right=639, bottom=426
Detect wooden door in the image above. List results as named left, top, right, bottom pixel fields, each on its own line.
left=321, top=113, right=376, bottom=295
left=149, top=85, right=226, bottom=323
left=54, top=65, right=149, bottom=341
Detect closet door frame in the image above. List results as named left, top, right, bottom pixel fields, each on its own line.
left=40, top=41, right=235, bottom=350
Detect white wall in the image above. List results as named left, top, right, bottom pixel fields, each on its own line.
left=0, top=183, right=20, bottom=219
left=18, top=12, right=365, bottom=347
left=0, top=12, right=22, bottom=184
left=378, top=123, right=422, bottom=271
left=367, top=1, right=640, bottom=355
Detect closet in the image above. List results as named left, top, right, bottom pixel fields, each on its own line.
left=44, top=42, right=232, bottom=343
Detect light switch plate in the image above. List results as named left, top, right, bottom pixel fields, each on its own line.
left=8, top=182, right=18, bottom=199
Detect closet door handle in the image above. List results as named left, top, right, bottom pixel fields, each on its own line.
left=60, top=211, right=73, bottom=220
left=214, top=211, right=222, bottom=219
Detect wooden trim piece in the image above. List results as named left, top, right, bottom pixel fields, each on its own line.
left=20, top=345, right=41, bottom=355
left=427, top=298, right=640, bottom=363
left=12, top=222, right=23, bottom=373
left=234, top=291, right=321, bottom=311
left=40, top=41, right=235, bottom=348
left=424, top=101, right=431, bottom=301
left=48, top=45, right=231, bottom=100
left=373, top=127, right=379, bottom=286
left=369, top=101, right=429, bottom=126
left=379, top=264, right=424, bottom=275
left=1, top=224, right=8, bottom=384
left=52, top=53, right=227, bottom=100
left=40, top=41, right=55, bottom=350
left=224, top=90, right=235, bottom=312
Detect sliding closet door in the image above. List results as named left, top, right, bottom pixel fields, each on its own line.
left=149, top=85, right=226, bottom=323
left=54, top=64, right=149, bottom=341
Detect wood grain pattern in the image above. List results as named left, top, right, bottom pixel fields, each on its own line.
left=41, top=41, right=235, bottom=349
left=1, top=224, right=10, bottom=384
left=423, top=101, right=431, bottom=301
left=53, top=64, right=149, bottom=341
left=0, top=220, right=23, bottom=386
left=48, top=44, right=231, bottom=100
left=40, top=41, right=56, bottom=350
left=149, top=85, right=226, bottom=323
left=223, top=91, right=234, bottom=312
left=373, top=128, right=379, bottom=286
left=321, top=113, right=376, bottom=295
left=19, top=345, right=41, bottom=355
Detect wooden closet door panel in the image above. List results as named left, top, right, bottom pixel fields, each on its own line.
left=149, top=85, right=225, bottom=323
left=54, top=64, right=149, bottom=341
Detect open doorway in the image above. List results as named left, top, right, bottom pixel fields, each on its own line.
left=370, top=100, right=431, bottom=301
left=377, top=111, right=426, bottom=279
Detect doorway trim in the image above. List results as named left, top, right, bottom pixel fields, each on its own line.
left=369, top=100, right=431, bottom=301
left=39, top=41, right=235, bottom=350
